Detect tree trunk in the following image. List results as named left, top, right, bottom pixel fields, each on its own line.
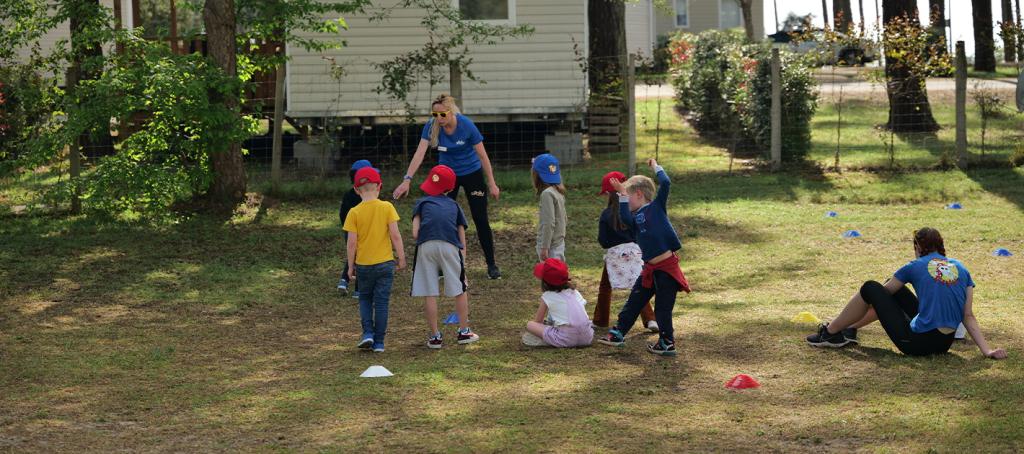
left=587, top=0, right=627, bottom=97
left=1016, top=0, right=1023, bottom=61
left=858, top=0, right=865, bottom=30
left=883, top=0, right=939, bottom=132
left=927, top=0, right=948, bottom=58
left=203, top=0, right=247, bottom=209
left=68, top=0, right=114, bottom=160
left=822, top=0, right=830, bottom=29
left=1002, top=0, right=1017, bottom=62
left=972, top=0, right=997, bottom=72
left=739, top=0, right=755, bottom=42
left=834, top=0, right=854, bottom=33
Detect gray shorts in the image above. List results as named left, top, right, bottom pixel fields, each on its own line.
left=411, top=240, right=466, bottom=297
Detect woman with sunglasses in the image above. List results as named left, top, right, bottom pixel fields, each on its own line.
left=805, top=227, right=1007, bottom=359
left=393, top=93, right=503, bottom=280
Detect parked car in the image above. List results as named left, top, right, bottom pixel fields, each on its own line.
left=769, top=29, right=877, bottom=66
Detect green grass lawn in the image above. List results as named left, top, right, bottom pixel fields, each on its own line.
left=2, top=104, right=1024, bottom=452
left=811, top=98, right=1024, bottom=170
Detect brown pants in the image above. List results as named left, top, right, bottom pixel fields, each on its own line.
left=592, top=266, right=655, bottom=327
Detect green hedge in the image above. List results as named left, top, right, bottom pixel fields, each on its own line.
left=669, top=31, right=818, bottom=162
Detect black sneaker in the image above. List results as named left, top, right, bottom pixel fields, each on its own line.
left=842, top=327, right=858, bottom=345
left=487, top=263, right=501, bottom=280
left=647, top=338, right=677, bottom=357
left=806, top=324, right=851, bottom=348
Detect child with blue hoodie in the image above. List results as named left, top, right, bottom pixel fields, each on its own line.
left=597, top=159, right=691, bottom=356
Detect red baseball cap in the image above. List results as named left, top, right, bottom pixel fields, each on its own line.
left=353, top=167, right=382, bottom=188
left=420, top=165, right=456, bottom=196
left=599, top=171, right=626, bottom=195
left=533, top=258, right=570, bottom=286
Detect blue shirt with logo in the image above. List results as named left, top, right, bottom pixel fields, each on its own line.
left=412, top=195, right=468, bottom=248
left=893, top=252, right=975, bottom=333
left=420, top=113, right=484, bottom=177
left=618, top=167, right=682, bottom=262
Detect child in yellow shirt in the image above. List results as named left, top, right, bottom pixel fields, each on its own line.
left=343, top=167, right=407, bottom=353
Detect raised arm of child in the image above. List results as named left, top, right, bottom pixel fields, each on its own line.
left=609, top=178, right=634, bottom=228
left=962, top=287, right=1008, bottom=359
left=388, top=222, right=406, bottom=271
left=346, top=232, right=358, bottom=281
left=649, top=158, right=671, bottom=211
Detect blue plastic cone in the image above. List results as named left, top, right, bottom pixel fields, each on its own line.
left=443, top=312, right=460, bottom=325
left=825, top=211, right=838, bottom=218
left=841, top=230, right=862, bottom=239
left=993, top=248, right=1013, bottom=257
left=945, top=202, right=963, bottom=210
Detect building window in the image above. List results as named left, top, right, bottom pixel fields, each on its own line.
left=674, top=0, right=689, bottom=27
left=719, top=0, right=743, bottom=29
left=457, top=0, right=514, bottom=23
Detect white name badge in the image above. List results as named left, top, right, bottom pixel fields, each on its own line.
left=438, top=146, right=448, bottom=152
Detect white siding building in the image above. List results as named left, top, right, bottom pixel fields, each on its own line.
left=286, top=0, right=588, bottom=121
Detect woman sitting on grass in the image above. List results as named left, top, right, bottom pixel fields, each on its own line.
left=806, top=227, right=1007, bottom=359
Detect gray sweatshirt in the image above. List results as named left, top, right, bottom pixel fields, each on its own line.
left=537, top=186, right=566, bottom=250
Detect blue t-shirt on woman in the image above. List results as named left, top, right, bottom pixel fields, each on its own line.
left=894, top=252, right=975, bottom=333
left=420, top=113, right=484, bottom=177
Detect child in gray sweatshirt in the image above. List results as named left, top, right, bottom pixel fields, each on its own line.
left=532, top=153, right=567, bottom=262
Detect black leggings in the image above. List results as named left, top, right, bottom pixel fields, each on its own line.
left=860, top=281, right=954, bottom=356
left=447, top=169, right=496, bottom=266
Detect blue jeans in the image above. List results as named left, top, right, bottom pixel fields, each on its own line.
left=356, top=260, right=396, bottom=344
left=614, top=270, right=680, bottom=342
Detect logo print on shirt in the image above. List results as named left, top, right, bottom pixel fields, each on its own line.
left=927, top=258, right=959, bottom=286
left=635, top=212, right=647, bottom=233
left=456, top=140, right=466, bottom=146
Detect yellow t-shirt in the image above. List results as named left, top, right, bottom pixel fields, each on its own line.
left=343, top=198, right=401, bottom=266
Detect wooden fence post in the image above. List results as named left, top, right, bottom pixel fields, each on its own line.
left=955, top=41, right=968, bottom=170
left=271, top=58, right=285, bottom=193
left=626, top=53, right=637, bottom=175
left=770, top=48, right=782, bottom=170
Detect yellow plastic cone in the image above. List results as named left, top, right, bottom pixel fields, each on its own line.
left=791, top=311, right=821, bottom=324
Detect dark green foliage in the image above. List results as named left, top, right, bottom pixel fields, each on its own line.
left=669, top=30, right=818, bottom=162
left=746, top=49, right=818, bottom=162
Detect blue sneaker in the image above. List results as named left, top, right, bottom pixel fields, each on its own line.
left=351, top=290, right=360, bottom=299
left=337, top=279, right=349, bottom=295
left=372, top=343, right=385, bottom=353
left=597, top=328, right=625, bottom=347
left=357, top=335, right=373, bottom=349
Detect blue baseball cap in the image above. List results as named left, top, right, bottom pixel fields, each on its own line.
left=351, top=159, right=373, bottom=171
left=532, top=153, right=561, bottom=185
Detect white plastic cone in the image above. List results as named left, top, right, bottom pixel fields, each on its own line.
left=360, top=365, right=393, bottom=378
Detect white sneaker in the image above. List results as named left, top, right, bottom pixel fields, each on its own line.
left=646, top=320, right=660, bottom=332
left=521, top=331, right=548, bottom=347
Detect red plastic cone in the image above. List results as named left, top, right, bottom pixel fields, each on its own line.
left=725, top=374, right=760, bottom=390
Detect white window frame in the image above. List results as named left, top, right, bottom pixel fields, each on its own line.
left=718, top=0, right=744, bottom=30
left=673, top=0, right=690, bottom=28
left=452, top=0, right=517, bottom=26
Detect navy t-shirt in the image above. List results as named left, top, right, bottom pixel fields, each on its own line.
left=894, top=252, right=975, bottom=333
left=412, top=195, right=468, bottom=248
left=619, top=167, right=682, bottom=261
left=420, top=113, right=484, bottom=176
left=598, top=207, right=635, bottom=249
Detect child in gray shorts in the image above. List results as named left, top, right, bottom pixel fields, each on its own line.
left=412, top=165, right=480, bottom=349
